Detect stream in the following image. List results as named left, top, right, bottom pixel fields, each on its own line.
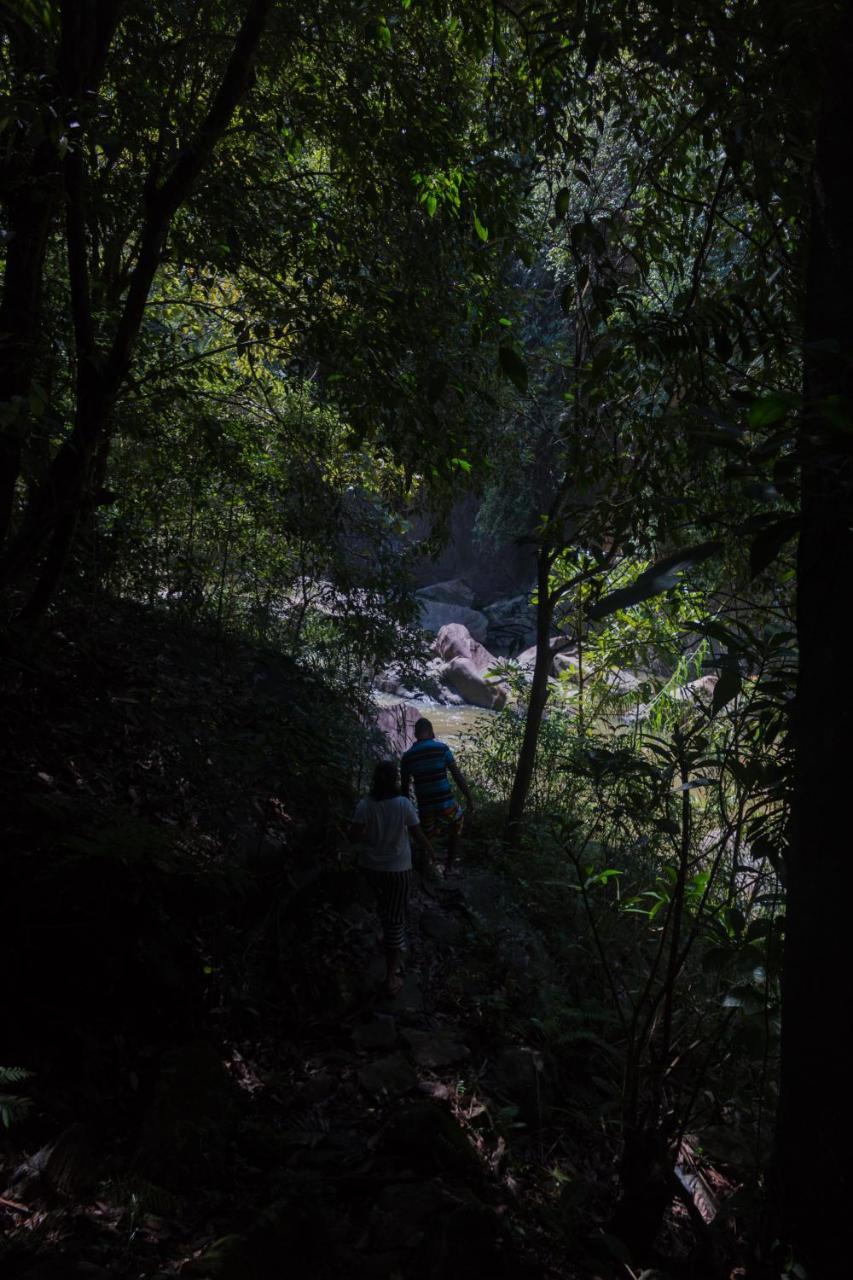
left=372, top=691, right=493, bottom=755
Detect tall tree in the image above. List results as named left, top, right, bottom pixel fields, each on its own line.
left=780, top=4, right=853, bottom=1273
left=0, top=0, right=275, bottom=617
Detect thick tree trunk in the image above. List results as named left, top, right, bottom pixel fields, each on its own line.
left=778, top=6, right=853, bottom=1273
left=505, top=545, right=554, bottom=836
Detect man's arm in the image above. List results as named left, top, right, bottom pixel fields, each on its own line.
left=347, top=821, right=366, bottom=843
left=448, top=759, right=474, bottom=813
left=400, top=757, right=413, bottom=800
left=409, top=823, right=435, bottom=865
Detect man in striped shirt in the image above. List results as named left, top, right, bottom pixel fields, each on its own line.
left=401, top=717, right=474, bottom=873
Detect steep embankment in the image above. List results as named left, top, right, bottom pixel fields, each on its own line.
left=0, top=596, right=593, bottom=1279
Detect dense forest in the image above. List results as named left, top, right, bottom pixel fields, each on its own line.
left=1, top=2, right=850, bottom=1277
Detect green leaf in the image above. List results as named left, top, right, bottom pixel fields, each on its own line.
left=555, top=187, right=570, bottom=218
left=712, top=669, right=741, bottom=715
left=498, top=344, right=528, bottom=394
left=473, top=213, right=489, bottom=242
left=748, top=391, right=799, bottom=429
left=425, top=193, right=437, bottom=217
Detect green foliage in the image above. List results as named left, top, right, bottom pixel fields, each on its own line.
left=0, top=1065, right=33, bottom=1130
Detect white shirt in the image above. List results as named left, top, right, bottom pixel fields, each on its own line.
left=352, top=796, right=419, bottom=872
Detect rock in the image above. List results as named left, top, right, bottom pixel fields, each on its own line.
left=358, top=1052, right=418, bottom=1097
left=418, top=600, right=489, bottom=644
left=374, top=658, right=465, bottom=706
left=420, top=909, right=466, bottom=946
left=483, top=595, right=538, bottom=654
left=374, top=664, right=413, bottom=698
left=402, top=1028, right=470, bottom=1068
left=672, top=674, right=719, bottom=703
left=434, top=623, right=496, bottom=672
left=610, top=668, right=643, bottom=693
left=517, top=636, right=578, bottom=677
left=353, top=1013, right=398, bottom=1050
left=443, top=657, right=508, bottom=711
left=416, top=579, right=477, bottom=609
left=551, top=647, right=577, bottom=677
left=374, top=700, right=421, bottom=756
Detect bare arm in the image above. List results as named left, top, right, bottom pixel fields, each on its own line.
left=448, top=759, right=474, bottom=811
left=409, top=823, right=435, bottom=863
left=347, top=821, right=366, bottom=843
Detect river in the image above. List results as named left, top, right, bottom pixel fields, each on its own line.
left=372, top=691, right=493, bottom=755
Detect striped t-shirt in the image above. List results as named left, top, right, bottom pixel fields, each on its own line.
left=401, top=738, right=456, bottom=815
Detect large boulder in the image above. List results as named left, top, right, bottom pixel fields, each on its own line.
left=375, top=700, right=421, bottom=756
left=671, top=674, right=718, bottom=703
left=483, top=595, right=538, bottom=654
left=374, top=659, right=465, bottom=706
left=415, top=578, right=476, bottom=609
left=443, top=656, right=508, bottom=710
left=435, top=622, right=497, bottom=672
left=517, top=636, right=578, bottom=678
left=417, top=599, right=489, bottom=643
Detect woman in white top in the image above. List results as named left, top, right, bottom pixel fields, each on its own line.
left=349, top=760, right=434, bottom=996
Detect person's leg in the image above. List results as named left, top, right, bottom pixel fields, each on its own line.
left=379, top=871, right=410, bottom=995
left=384, top=940, right=405, bottom=994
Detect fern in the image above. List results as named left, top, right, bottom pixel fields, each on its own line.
left=0, top=1066, right=34, bottom=1130
left=0, top=1066, right=32, bottom=1085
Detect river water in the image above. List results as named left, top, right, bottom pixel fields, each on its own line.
left=373, top=691, right=493, bottom=755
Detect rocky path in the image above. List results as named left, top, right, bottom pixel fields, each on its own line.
left=1, top=859, right=576, bottom=1280
left=177, top=862, right=568, bottom=1279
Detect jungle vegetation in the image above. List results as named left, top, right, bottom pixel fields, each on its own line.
left=1, top=2, right=850, bottom=1277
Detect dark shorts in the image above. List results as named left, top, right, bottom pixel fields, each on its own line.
left=419, top=800, right=464, bottom=838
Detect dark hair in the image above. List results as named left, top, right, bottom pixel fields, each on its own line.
left=370, top=759, right=400, bottom=801
left=414, top=717, right=434, bottom=739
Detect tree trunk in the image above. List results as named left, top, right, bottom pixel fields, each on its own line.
left=505, top=544, right=554, bottom=836
left=778, top=5, right=853, bottom=1273
left=0, top=0, right=273, bottom=617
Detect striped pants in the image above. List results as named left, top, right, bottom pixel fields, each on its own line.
left=362, top=869, right=411, bottom=950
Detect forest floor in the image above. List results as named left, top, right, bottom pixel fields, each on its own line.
left=0, top=596, right=705, bottom=1280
